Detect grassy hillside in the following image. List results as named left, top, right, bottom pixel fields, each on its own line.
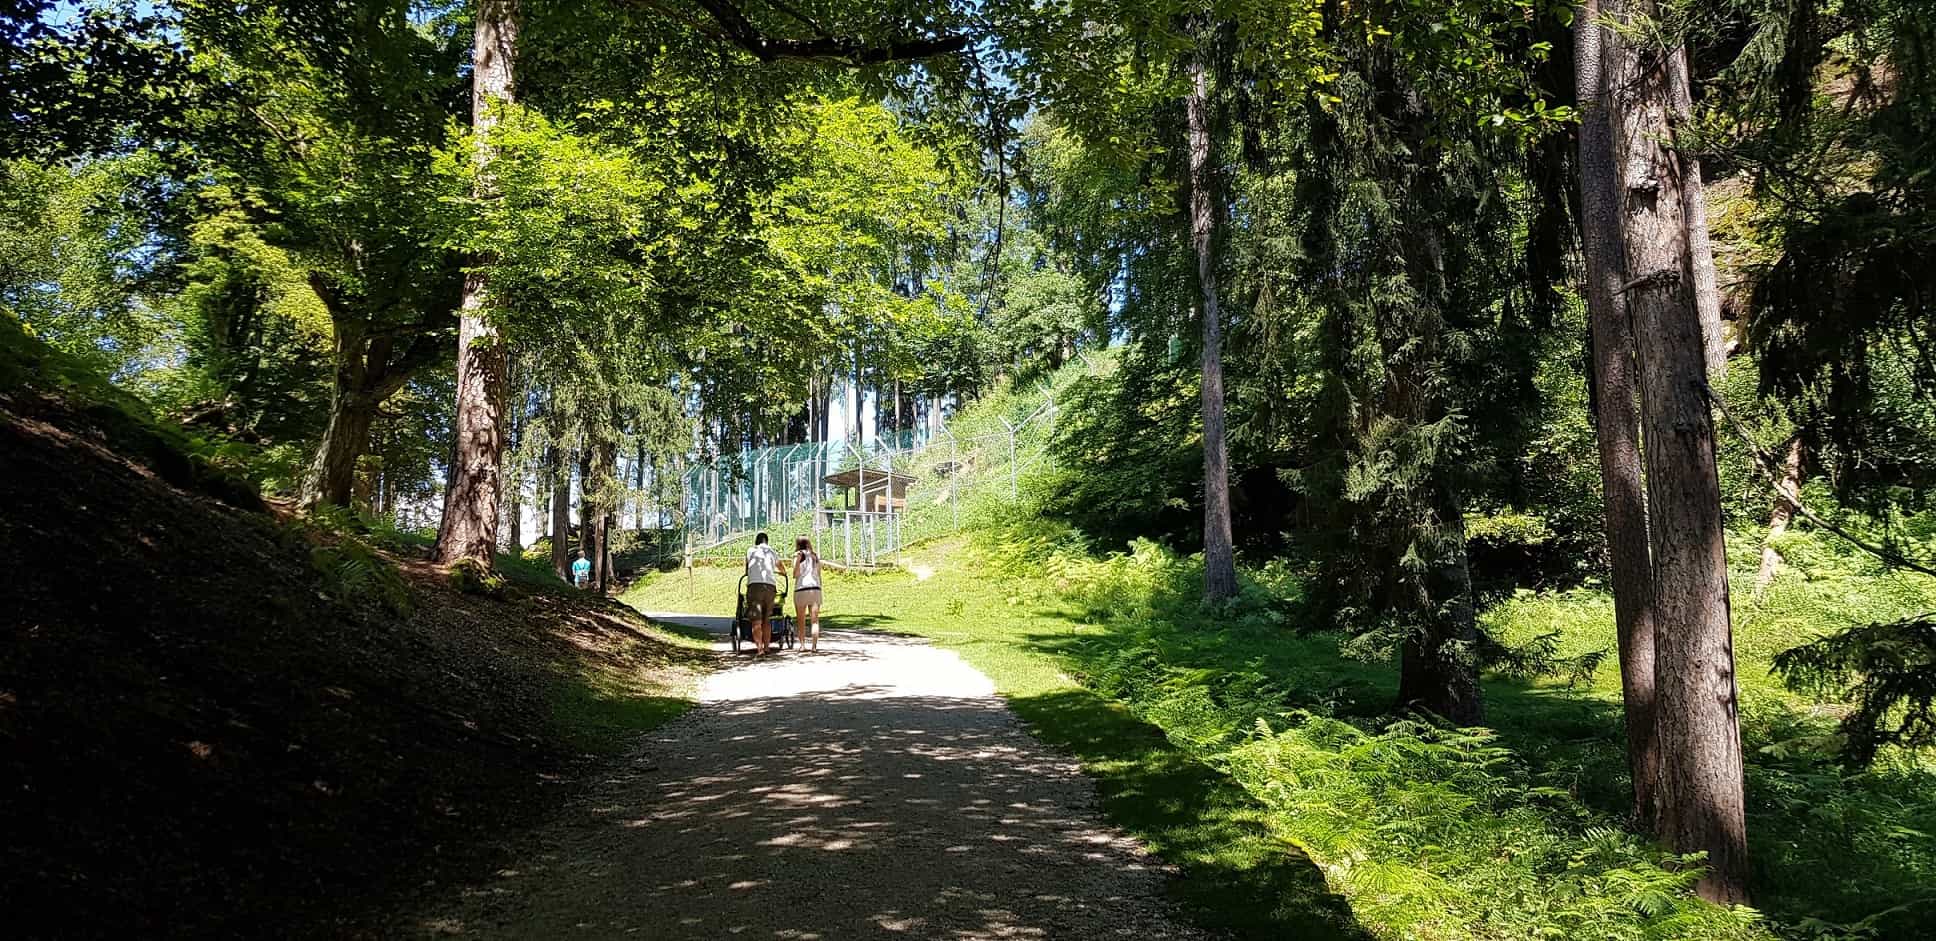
left=0, top=320, right=712, bottom=938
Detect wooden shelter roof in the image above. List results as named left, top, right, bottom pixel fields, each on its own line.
left=822, top=468, right=917, bottom=490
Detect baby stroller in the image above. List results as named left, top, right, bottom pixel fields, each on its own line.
left=731, top=573, right=793, bottom=653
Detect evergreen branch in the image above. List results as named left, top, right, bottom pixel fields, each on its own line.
left=678, top=0, right=970, bottom=64
left=1703, top=381, right=1936, bottom=580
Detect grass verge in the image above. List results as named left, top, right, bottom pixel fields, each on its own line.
left=550, top=616, right=715, bottom=756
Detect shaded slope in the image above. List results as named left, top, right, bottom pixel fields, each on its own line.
left=0, top=324, right=708, bottom=938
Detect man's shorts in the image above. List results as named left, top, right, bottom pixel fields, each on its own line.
left=745, top=582, right=777, bottom=621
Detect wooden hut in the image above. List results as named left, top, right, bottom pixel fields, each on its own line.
left=822, top=467, right=917, bottom=513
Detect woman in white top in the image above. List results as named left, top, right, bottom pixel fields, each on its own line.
left=792, top=536, right=824, bottom=652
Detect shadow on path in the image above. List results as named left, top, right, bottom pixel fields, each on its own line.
left=416, top=625, right=1203, bottom=939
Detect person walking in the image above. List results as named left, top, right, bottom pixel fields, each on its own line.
left=793, top=536, right=823, bottom=652
left=744, top=532, right=781, bottom=656
left=571, top=551, right=591, bottom=589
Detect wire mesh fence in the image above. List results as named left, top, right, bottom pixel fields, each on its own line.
left=656, top=393, right=1061, bottom=571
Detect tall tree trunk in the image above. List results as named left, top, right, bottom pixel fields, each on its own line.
left=577, top=447, right=595, bottom=561
left=301, top=319, right=401, bottom=509
left=549, top=443, right=570, bottom=581
left=1668, top=47, right=1727, bottom=375
left=432, top=0, right=517, bottom=568
left=1608, top=2, right=1750, bottom=902
left=1396, top=485, right=1484, bottom=724
left=507, top=465, right=521, bottom=552
left=304, top=389, right=379, bottom=509
left=1186, top=42, right=1238, bottom=603
left=594, top=431, right=616, bottom=595
left=1577, top=0, right=1663, bottom=831
left=1754, top=435, right=1805, bottom=596
left=635, top=441, right=650, bottom=530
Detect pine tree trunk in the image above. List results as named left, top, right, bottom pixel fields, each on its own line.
left=1187, top=44, right=1238, bottom=604
left=1668, top=47, right=1727, bottom=375
left=1608, top=2, right=1750, bottom=902
left=1576, top=0, right=1663, bottom=831
left=1754, top=435, right=1804, bottom=596
left=432, top=0, right=517, bottom=568
left=549, top=444, right=570, bottom=581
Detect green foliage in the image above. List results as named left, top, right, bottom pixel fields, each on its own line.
left=1229, top=717, right=1762, bottom=940
left=445, top=558, right=508, bottom=599
left=284, top=502, right=414, bottom=614
left=0, top=156, right=175, bottom=384
left=309, top=539, right=412, bottom=615
left=1774, top=614, right=1936, bottom=766
left=0, top=310, right=265, bottom=509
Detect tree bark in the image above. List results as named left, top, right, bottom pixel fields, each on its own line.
left=506, top=465, right=521, bottom=552
left=594, top=431, right=616, bottom=596
left=305, top=390, right=379, bottom=509
left=300, top=312, right=438, bottom=509
left=432, top=0, right=517, bottom=568
left=642, top=441, right=658, bottom=530
left=1753, top=435, right=1805, bottom=596
left=1396, top=486, right=1484, bottom=724
left=1576, top=0, right=1663, bottom=832
left=1186, top=42, right=1237, bottom=604
left=549, top=443, right=571, bottom=581
left=1607, top=1, right=1750, bottom=903
left=1667, top=47, right=1727, bottom=375
left=577, top=447, right=595, bottom=561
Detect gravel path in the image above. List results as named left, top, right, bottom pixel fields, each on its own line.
left=415, top=619, right=1205, bottom=940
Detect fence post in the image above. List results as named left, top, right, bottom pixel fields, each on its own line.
left=1000, top=417, right=1017, bottom=500
left=856, top=437, right=867, bottom=515
left=950, top=435, right=959, bottom=532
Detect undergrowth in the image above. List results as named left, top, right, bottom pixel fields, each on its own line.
left=956, top=504, right=1936, bottom=939
left=976, top=528, right=1765, bottom=939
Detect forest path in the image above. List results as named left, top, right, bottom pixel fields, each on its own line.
left=413, top=617, right=1204, bottom=939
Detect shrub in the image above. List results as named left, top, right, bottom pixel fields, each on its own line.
left=445, top=558, right=507, bottom=598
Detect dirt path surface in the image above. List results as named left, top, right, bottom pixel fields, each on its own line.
left=415, top=619, right=1205, bottom=940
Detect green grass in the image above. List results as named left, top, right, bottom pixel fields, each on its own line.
left=545, top=595, right=715, bottom=756
left=628, top=521, right=1936, bottom=939
left=623, top=550, right=1365, bottom=940
left=550, top=674, right=696, bottom=756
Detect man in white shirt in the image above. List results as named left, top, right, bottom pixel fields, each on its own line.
left=744, top=532, right=782, bottom=655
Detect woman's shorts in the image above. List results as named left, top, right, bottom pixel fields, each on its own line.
left=794, top=588, right=823, bottom=610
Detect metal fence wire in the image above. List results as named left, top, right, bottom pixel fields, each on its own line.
left=668, top=394, right=1058, bottom=570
